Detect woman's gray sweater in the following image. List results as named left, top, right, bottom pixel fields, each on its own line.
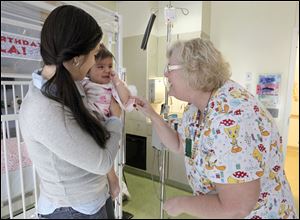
left=19, top=82, right=122, bottom=207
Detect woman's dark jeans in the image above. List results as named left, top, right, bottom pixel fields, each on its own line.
left=38, top=197, right=115, bottom=219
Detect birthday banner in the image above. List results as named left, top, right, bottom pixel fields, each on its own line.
left=1, top=31, right=41, bottom=61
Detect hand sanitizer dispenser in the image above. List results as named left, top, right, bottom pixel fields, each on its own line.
left=149, top=77, right=165, bottom=103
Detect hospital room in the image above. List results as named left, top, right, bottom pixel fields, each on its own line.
left=1, top=1, right=299, bottom=219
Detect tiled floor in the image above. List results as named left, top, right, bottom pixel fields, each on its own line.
left=122, top=172, right=194, bottom=219
left=123, top=147, right=299, bottom=219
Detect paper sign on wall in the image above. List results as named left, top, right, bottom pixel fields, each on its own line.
left=256, top=73, right=281, bottom=110
left=1, top=31, right=41, bottom=61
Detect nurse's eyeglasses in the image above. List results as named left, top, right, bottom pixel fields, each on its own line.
left=164, top=64, right=182, bottom=74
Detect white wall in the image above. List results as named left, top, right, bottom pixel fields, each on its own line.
left=210, top=1, right=299, bottom=138
left=117, top=1, right=158, bottom=38
left=117, top=1, right=202, bottom=38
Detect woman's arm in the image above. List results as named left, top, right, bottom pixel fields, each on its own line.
left=164, top=179, right=260, bottom=218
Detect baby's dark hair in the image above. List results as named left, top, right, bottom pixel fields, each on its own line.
left=96, top=43, right=115, bottom=61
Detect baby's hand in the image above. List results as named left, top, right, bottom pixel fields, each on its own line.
left=110, top=71, right=119, bottom=82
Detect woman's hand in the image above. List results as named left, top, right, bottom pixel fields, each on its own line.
left=133, top=96, right=156, bottom=119
left=107, top=173, right=120, bottom=200
left=110, top=97, right=122, bottom=117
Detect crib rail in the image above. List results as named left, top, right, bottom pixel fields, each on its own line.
left=1, top=114, right=38, bottom=219
left=1, top=76, right=38, bottom=219
left=1, top=80, right=31, bottom=139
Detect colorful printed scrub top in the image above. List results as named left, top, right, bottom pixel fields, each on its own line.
left=177, top=80, right=298, bottom=219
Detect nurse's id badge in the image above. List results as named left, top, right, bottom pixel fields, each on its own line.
left=185, top=138, right=192, bottom=158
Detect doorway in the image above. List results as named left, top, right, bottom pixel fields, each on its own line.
left=285, top=34, right=299, bottom=215
left=287, top=36, right=299, bottom=150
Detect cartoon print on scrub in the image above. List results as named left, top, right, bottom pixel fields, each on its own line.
left=190, top=86, right=264, bottom=185
left=178, top=81, right=297, bottom=218
left=223, top=123, right=243, bottom=153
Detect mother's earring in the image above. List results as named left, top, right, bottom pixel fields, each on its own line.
left=73, top=58, right=80, bottom=67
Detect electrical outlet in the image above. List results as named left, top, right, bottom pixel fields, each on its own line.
left=245, top=72, right=252, bottom=81
left=245, top=83, right=251, bottom=91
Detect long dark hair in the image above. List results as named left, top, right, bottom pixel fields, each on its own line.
left=40, top=5, right=110, bottom=148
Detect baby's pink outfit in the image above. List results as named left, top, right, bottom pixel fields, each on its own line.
left=81, top=78, right=135, bottom=119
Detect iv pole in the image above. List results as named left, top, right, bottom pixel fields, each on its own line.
left=141, top=2, right=188, bottom=218
left=159, top=2, right=173, bottom=218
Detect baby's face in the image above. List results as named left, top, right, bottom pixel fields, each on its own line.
left=89, top=57, right=113, bottom=84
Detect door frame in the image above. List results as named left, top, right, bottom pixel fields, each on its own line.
left=282, top=25, right=299, bottom=158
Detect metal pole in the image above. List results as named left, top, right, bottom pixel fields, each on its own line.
left=160, top=2, right=173, bottom=218
left=159, top=148, right=167, bottom=219
left=115, top=12, right=124, bottom=219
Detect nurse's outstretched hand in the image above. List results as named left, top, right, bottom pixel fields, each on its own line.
left=132, top=96, right=156, bottom=119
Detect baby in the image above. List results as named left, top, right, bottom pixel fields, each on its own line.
left=81, top=44, right=135, bottom=200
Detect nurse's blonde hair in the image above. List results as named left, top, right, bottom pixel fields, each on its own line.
left=167, top=38, right=231, bottom=92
